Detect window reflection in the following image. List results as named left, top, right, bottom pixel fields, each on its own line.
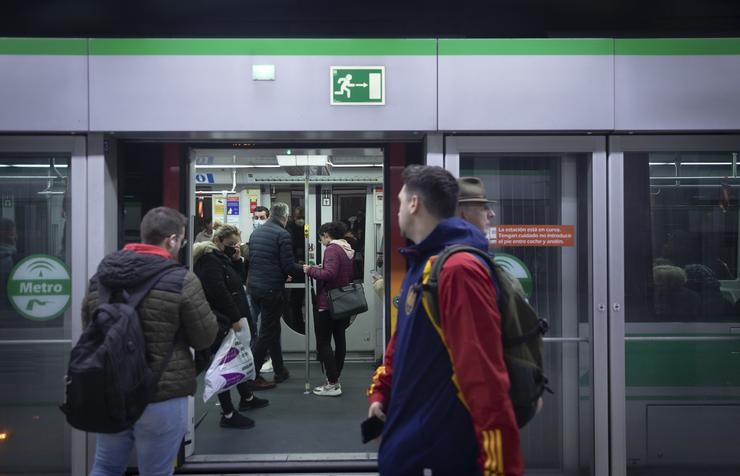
left=0, top=157, right=69, bottom=329
left=625, top=152, right=740, bottom=323
left=0, top=155, right=71, bottom=475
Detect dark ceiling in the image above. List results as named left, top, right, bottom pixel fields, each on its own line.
left=3, top=0, right=740, bottom=38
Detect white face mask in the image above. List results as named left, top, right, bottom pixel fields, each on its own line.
left=253, top=218, right=267, bottom=229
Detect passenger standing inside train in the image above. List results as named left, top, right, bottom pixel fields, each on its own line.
left=193, top=223, right=269, bottom=429
left=367, top=166, right=523, bottom=476
left=302, top=221, right=355, bottom=396
left=247, top=202, right=300, bottom=388
left=195, top=219, right=214, bottom=243
left=247, top=206, right=271, bottom=369
left=84, top=207, right=217, bottom=476
left=286, top=206, right=307, bottom=337
left=247, top=206, right=270, bottom=322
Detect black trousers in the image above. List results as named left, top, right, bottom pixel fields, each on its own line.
left=314, top=310, right=348, bottom=383
left=211, top=326, right=253, bottom=415
left=217, top=382, right=251, bottom=414
left=250, top=288, right=285, bottom=377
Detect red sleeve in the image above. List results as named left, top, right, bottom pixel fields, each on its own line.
left=367, top=331, right=396, bottom=408
left=438, top=253, right=523, bottom=476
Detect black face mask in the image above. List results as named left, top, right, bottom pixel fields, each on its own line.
left=223, top=245, right=237, bottom=257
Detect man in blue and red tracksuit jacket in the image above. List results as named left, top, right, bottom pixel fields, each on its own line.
left=368, top=165, right=523, bottom=476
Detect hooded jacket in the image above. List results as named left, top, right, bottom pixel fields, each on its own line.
left=305, top=239, right=355, bottom=311
left=368, top=217, right=523, bottom=476
left=82, top=244, right=217, bottom=402
left=192, top=241, right=251, bottom=339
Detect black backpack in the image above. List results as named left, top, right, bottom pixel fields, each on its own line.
left=60, top=267, right=179, bottom=433
left=422, top=245, right=550, bottom=428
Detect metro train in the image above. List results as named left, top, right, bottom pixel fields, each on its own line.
left=1, top=37, right=740, bottom=475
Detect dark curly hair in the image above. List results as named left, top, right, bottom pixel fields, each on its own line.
left=318, top=221, right=348, bottom=240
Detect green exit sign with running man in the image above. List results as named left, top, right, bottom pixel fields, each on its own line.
left=330, top=66, right=385, bottom=105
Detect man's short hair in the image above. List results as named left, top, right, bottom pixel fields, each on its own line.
left=140, top=207, right=187, bottom=245
left=271, top=202, right=289, bottom=220
left=402, top=165, right=459, bottom=219
left=318, top=221, right=348, bottom=240
left=254, top=206, right=269, bottom=217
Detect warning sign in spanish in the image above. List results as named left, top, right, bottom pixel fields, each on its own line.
left=490, top=225, right=575, bottom=247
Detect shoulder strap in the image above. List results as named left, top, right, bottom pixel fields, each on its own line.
left=421, top=244, right=496, bottom=327
left=97, top=262, right=183, bottom=384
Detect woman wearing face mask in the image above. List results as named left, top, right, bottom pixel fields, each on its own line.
left=193, top=223, right=268, bottom=429
left=302, top=221, right=355, bottom=396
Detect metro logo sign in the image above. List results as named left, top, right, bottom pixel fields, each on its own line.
left=7, top=255, right=71, bottom=321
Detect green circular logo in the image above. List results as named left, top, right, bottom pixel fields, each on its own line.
left=7, top=254, right=71, bottom=321
left=494, top=253, right=533, bottom=297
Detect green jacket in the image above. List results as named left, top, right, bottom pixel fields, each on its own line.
left=82, top=245, right=217, bottom=402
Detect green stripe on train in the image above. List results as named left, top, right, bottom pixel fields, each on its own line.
left=0, top=38, right=87, bottom=55
left=626, top=340, right=740, bottom=387
left=89, top=38, right=437, bottom=55
left=439, top=38, right=613, bottom=55
left=615, top=38, right=740, bottom=55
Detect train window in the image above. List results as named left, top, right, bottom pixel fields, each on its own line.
left=625, top=152, right=740, bottom=322
left=0, top=155, right=72, bottom=474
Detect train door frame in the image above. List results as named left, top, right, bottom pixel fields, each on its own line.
left=186, top=146, right=384, bottom=462
left=608, top=134, right=740, bottom=476
left=444, top=135, right=609, bottom=476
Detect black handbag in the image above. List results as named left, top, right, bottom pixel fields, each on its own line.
left=328, top=282, right=368, bottom=320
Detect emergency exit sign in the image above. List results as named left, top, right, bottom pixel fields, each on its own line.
left=330, top=66, right=385, bottom=105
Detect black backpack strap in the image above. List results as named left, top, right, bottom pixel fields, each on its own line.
left=99, top=262, right=184, bottom=384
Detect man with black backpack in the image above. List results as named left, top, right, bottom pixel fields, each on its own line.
left=367, top=166, right=524, bottom=476
left=72, top=207, right=217, bottom=476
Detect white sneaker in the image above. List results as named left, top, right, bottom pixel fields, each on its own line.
left=260, top=357, right=273, bottom=373
left=313, top=382, right=342, bottom=397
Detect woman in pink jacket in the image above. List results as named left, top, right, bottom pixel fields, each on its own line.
left=302, top=221, right=356, bottom=396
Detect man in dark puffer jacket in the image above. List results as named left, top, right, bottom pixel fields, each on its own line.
left=247, top=201, right=302, bottom=389
left=83, top=207, right=217, bottom=476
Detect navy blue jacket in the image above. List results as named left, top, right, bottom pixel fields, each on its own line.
left=375, top=217, right=492, bottom=475
left=247, top=217, right=301, bottom=292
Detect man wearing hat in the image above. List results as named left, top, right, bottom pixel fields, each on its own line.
left=457, top=176, right=496, bottom=235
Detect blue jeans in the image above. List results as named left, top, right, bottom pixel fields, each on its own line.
left=89, top=396, right=187, bottom=476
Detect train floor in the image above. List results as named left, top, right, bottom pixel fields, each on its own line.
left=192, top=360, right=381, bottom=457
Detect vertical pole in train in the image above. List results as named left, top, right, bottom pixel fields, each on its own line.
left=303, top=167, right=311, bottom=394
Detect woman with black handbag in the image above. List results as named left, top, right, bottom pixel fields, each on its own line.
left=303, top=221, right=356, bottom=397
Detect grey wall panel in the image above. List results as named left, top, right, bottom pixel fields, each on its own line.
left=0, top=56, right=88, bottom=131
left=89, top=56, right=436, bottom=131
left=438, top=56, right=614, bottom=131
left=615, top=56, right=740, bottom=131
